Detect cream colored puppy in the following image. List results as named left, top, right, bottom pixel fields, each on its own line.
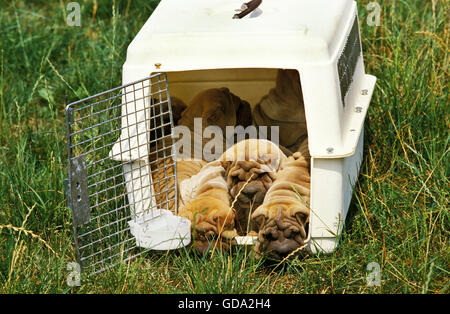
left=220, top=139, right=287, bottom=235
left=177, top=160, right=237, bottom=254
left=150, top=158, right=206, bottom=211
left=251, top=138, right=311, bottom=259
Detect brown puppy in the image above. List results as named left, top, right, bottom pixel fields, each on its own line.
left=178, top=88, right=253, bottom=159
left=150, top=156, right=177, bottom=211
left=251, top=138, right=311, bottom=259
left=151, top=88, right=251, bottom=253
left=148, top=95, right=201, bottom=211
left=151, top=157, right=236, bottom=255
left=177, top=161, right=237, bottom=254
left=252, top=69, right=307, bottom=153
left=220, top=139, right=287, bottom=236
left=150, top=157, right=207, bottom=212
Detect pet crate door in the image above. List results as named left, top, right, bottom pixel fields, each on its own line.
left=65, top=73, right=179, bottom=276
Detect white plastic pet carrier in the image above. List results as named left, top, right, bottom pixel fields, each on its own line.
left=66, top=0, right=376, bottom=275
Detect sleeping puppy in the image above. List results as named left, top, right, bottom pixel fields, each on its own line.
left=177, top=161, right=237, bottom=254
left=150, top=157, right=207, bottom=212
left=252, top=69, right=307, bottom=153
left=178, top=87, right=253, bottom=159
left=220, top=139, right=287, bottom=235
left=148, top=96, right=188, bottom=163
left=148, top=96, right=198, bottom=211
left=149, top=155, right=176, bottom=212
left=151, top=157, right=236, bottom=255
left=251, top=138, right=311, bottom=260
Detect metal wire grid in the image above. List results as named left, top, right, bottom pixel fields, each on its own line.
left=65, top=73, right=177, bottom=276
left=338, top=14, right=361, bottom=107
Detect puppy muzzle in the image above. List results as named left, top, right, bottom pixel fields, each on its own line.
left=256, top=215, right=308, bottom=259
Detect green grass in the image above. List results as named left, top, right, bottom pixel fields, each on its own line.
left=0, top=0, right=448, bottom=294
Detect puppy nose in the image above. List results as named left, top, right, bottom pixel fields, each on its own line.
left=265, top=234, right=301, bottom=259
left=260, top=221, right=305, bottom=259
left=239, top=181, right=265, bottom=202
left=240, top=187, right=256, bottom=200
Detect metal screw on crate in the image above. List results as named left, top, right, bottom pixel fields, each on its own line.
left=66, top=2, right=81, bottom=27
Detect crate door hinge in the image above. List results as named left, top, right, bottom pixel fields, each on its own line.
left=67, top=155, right=91, bottom=227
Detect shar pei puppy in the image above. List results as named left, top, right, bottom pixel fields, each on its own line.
left=219, top=139, right=287, bottom=235
left=252, top=69, right=307, bottom=154
left=150, top=157, right=207, bottom=212
left=151, top=157, right=236, bottom=254
left=251, top=138, right=311, bottom=260
left=177, top=87, right=253, bottom=160
left=177, top=160, right=237, bottom=254
left=150, top=88, right=252, bottom=253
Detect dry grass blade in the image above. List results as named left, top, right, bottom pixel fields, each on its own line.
left=210, top=173, right=255, bottom=257
left=0, top=224, right=59, bottom=257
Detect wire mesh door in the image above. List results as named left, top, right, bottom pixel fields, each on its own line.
left=65, top=73, right=177, bottom=276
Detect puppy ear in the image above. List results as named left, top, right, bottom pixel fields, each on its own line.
left=294, top=209, right=309, bottom=225
left=170, top=96, right=188, bottom=125
left=252, top=215, right=265, bottom=230
left=236, top=99, right=253, bottom=128
left=294, top=212, right=309, bottom=239
left=251, top=205, right=267, bottom=220
left=220, top=160, right=232, bottom=173
left=251, top=205, right=267, bottom=229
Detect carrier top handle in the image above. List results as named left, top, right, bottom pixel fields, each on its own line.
left=233, top=0, right=262, bottom=19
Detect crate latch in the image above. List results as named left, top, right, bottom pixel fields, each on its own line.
left=67, top=155, right=91, bottom=227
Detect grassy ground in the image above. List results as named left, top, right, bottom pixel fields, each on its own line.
left=0, top=0, right=448, bottom=294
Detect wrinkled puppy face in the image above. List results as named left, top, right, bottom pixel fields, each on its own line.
left=179, top=196, right=237, bottom=254
left=222, top=160, right=276, bottom=235
left=186, top=88, right=237, bottom=131
left=252, top=204, right=309, bottom=260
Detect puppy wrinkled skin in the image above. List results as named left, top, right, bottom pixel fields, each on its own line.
left=151, top=158, right=236, bottom=254
left=177, top=161, right=237, bottom=254
left=252, top=69, right=307, bottom=153
left=150, top=88, right=252, bottom=253
left=148, top=96, right=203, bottom=212
left=220, top=139, right=287, bottom=235
left=177, top=87, right=252, bottom=159
left=251, top=139, right=311, bottom=260
left=150, top=158, right=206, bottom=212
